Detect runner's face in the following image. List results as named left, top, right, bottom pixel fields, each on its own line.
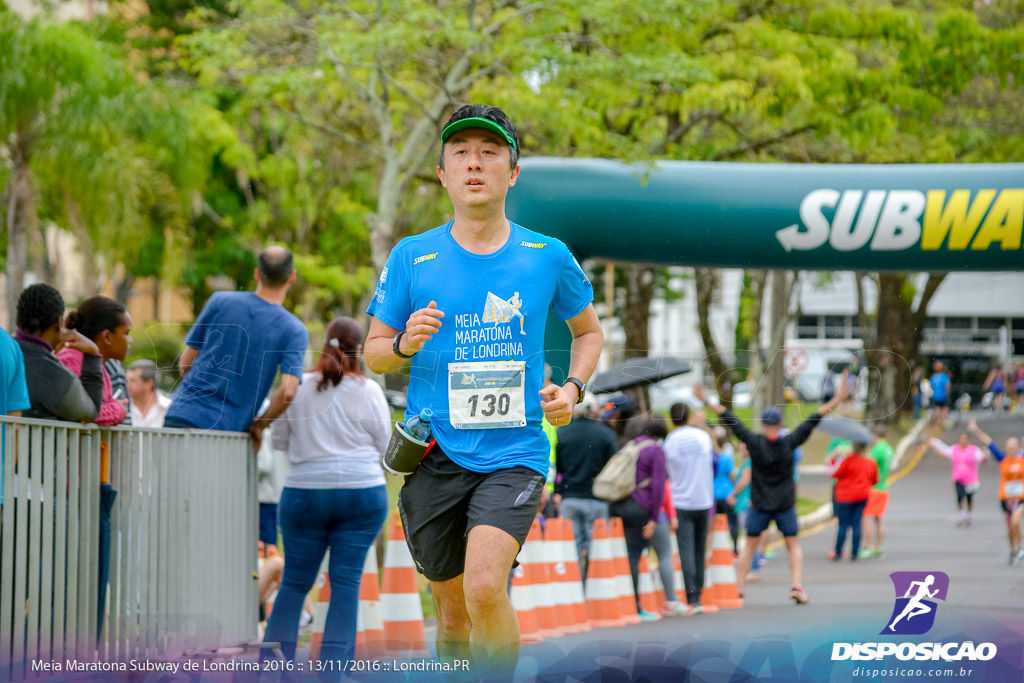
left=438, top=129, right=519, bottom=211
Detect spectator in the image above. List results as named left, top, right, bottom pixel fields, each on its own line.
left=698, top=376, right=850, bottom=605
left=164, top=246, right=309, bottom=448
left=860, top=423, right=894, bottom=559
left=600, top=393, right=639, bottom=447
left=256, top=398, right=288, bottom=554
left=664, top=401, right=715, bottom=615
left=910, top=366, right=925, bottom=420
left=14, top=284, right=102, bottom=423
left=261, top=317, right=389, bottom=670
left=554, top=394, right=618, bottom=577
left=56, top=296, right=132, bottom=426
left=106, top=359, right=130, bottom=426
left=711, top=426, right=739, bottom=554
left=831, top=441, right=878, bottom=562
left=609, top=416, right=670, bottom=620
left=1, top=328, right=30, bottom=417
left=126, top=360, right=170, bottom=428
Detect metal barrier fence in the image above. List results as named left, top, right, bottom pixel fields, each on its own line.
left=0, top=416, right=256, bottom=676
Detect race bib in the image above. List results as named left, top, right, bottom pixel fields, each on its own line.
left=448, top=361, right=527, bottom=430
left=1005, top=480, right=1024, bottom=499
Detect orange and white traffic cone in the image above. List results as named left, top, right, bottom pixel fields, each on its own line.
left=524, top=520, right=564, bottom=639
left=584, top=518, right=626, bottom=628
left=511, top=562, right=543, bottom=644
left=710, top=514, right=744, bottom=609
left=637, top=550, right=662, bottom=617
left=308, top=558, right=331, bottom=662
left=696, top=565, right=720, bottom=614
left=550, top=518, right=590, bottom=634
left=543, top=520, right=579, bottom=636
left=381, top=514, right=428, bottom=657
left=356, top=547, right=385, bottom=658
left=609, top=518, right=641, bottom=624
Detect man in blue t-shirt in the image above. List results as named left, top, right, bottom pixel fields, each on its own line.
left=1, top=328, right=31, bottom=418
left=165, top=246, right=308, bottom=448
left=366, top=104, right=603, bottom=675
left=929, top=361, right=952, bottom=425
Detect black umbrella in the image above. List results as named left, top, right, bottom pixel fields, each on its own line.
left=817, top=415, right=873, bottom=444
left=589, top=356, right=692, bottom=395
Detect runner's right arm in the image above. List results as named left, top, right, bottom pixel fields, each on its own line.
left=365, top=301, right=445, bottom=374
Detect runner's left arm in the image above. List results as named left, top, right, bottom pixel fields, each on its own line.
left=540, top=304, right=603, bottom=427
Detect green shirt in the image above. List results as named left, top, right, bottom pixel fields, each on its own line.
left=870, top=441, right=895, bottom=491
left=542, top=417, right=557, bottom=492
left=826, top=437, right=851, bottom=457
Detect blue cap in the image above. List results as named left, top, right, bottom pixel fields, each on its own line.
left=761, top=407, right=784, bottom=426
left=599, top=394, right=636, bottom=420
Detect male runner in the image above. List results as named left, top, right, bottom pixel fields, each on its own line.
left=365, top=104, right=603, bottom=676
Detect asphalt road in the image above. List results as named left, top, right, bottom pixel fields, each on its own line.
left=517, top=412, right=1024, bottom=682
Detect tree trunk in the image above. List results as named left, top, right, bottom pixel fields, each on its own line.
left=748, top=270, right=768, bottom=420
left=764, top=270, right=792, bottom=409
left=63, top=189, right=101, bottom=295
left=861, top=272, right=947, bottom=423
left=6, top=131, right=34, bottom=330
left=695, top=267, right=738, bottom=407
left=371, top=163, right=401, bottom=272
left=623, top=264, right=655, bottom=408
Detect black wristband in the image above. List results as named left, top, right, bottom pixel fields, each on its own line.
left=393, top=331, right=414, bottom=359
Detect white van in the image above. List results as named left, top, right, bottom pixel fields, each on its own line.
left=783, top=341, right=865, bottom=403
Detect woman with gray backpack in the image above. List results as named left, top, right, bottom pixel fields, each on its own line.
left=602, top=415, right=674, bottom=620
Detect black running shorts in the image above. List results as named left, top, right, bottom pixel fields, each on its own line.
left=397, top=443, right=545, bottom=582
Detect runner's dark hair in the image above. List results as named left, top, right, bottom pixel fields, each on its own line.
left=438, top=103, right=520, bottom=169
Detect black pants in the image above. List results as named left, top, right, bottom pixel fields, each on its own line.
left=674, top=508, right=710, bottom=606
left=611, top=498, right=651, bottom=611
left=715, top=499, right=739, bottom=553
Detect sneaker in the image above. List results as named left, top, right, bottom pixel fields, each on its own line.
left=857, top=549, right=874, bottom=560
left=832, top=553, right=843, bottom=562
left=1010, top=552, right=1017, bottom=566
left=746, top=571, right=761, bottom=583
left=689, top=604, right=705, bottom=615
left=637, top=609, right=660, bottom=622
left=662, top=601, right=688, bottom=617
left=1015, top=549, right=1024, bottom=564
left=790, top=586, right=809, bottom=605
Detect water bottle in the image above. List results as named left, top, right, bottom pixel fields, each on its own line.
left=404, top=408, right=433, bottom=442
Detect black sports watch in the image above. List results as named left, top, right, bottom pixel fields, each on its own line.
left=563, top=377, right=586, bottom=404
left=393, top=331, right=414, bottom=359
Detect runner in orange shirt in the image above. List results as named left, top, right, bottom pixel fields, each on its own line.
left=968, top=419, right=1024, bottom=564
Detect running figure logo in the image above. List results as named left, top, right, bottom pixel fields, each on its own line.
left=483, top=291, right=527, bottom=335
left=883, top=571, right=950, bottom=635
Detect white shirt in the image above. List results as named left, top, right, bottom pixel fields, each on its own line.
left=272, top=372, right=390, bottom=489
left=130, top=391, right=171, bottom=428
left=664, top=425, right=715, bottom=510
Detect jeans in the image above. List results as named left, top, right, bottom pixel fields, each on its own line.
left=560, top=497, right=609, bottom=576
left=674, top=508, right=710, bottom=606
left=263, top=485, right=388, bottom=673
left=834, top=499, right=868, bottom=557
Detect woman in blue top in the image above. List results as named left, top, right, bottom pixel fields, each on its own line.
left=711, top=427, right=738, bottom=553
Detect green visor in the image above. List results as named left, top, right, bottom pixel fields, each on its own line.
left=440, top=117, right=516, bottom=152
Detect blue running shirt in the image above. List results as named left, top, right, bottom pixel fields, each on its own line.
left=367, top=221, right=593, bottom=476
left=929, top=372, right=950, bottom=402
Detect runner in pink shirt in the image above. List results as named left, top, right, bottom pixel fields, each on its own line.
left=926, top=434, right=986, bottom=526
